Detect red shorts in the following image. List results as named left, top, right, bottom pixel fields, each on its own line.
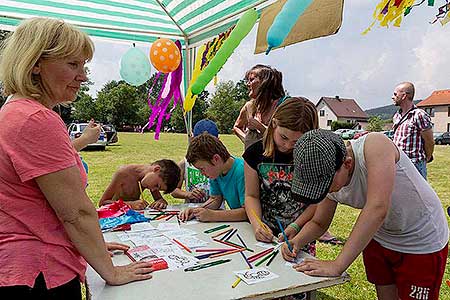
left=362, top=239, right=448, bottom=300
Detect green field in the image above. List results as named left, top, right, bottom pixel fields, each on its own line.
left=82, top=132, right=450, bottom=299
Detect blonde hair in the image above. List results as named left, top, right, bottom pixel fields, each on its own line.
left=0, top=18, right=94, bottom=99
left=263, top=97, right=318, bottom=158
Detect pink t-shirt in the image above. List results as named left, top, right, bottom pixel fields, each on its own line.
left=0, top=99, right=87, bottom=288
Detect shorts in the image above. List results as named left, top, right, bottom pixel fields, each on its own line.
left=363, top=239, right=448, bottom=300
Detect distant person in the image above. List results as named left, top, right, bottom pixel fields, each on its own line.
left=283, top=129, right=448, bottom=300
left=0, top=18, right=152, bottom=299
left=99, top=159, right=181, bottom=210
left=179, top=133, right=247, bottom=222
left=171, top=119, right=219, bottom=203
left=392, top=82, right=434, bottom=179
left=233, top=64, right=286, bottom=150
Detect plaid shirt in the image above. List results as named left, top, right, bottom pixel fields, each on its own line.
left=392, top=106, right=432, bottom=163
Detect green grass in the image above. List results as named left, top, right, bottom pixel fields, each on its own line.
left=82, top=132, right=450, bottom=299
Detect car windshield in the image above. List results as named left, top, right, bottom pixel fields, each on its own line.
left=80, top=124, right=87, bottom=131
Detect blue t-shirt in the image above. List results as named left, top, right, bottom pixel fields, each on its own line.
left=209, top=157, right=245, bottom=209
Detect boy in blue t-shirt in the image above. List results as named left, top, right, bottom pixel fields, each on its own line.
left=179, top=133, right=247, bottom=222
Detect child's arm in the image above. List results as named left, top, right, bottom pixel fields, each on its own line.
left=170, top=160, right=188, bottom=199
left=192, top=196, right=247, bottom=222
left=233, top=103, right=250, bottom=143
left=244, top=161, right=274, bottom=242
left=99, top=170, right=122, bottom=206
left=294, top=134, right=396, bottom=277
left=280, top=204, right=317, bottom=241
left=149, top=190, right=167, bottom=209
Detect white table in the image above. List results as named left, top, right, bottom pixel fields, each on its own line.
left=86, top=208, right=350, bottom=300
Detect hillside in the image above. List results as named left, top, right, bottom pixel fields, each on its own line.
left=365, top=100, right=421, bottom=120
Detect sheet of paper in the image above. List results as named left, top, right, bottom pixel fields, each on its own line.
left=174, top=236, right=208, bottom=249
left=285, top=256, right=304, bottom=267
left=131, top=222, right=156, bottom=232
left=182, top=219, right=200, bottom=226
left=163, top=228, right=197, bottom=239
left=255, top=241, right=281, bottom=249
left=143, top=236, right=173, bottom=248
left=157, top=222, right=180, bottom=231
left=162, top=254, right=199, bottom=271
left=127, top=245, right=158, bottom=262
left=150, top=245, right=184, bottom=257
left=234, top=267, right=279, bottom=285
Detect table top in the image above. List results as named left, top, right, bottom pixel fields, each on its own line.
left=86, top=207, right=350, bottom=300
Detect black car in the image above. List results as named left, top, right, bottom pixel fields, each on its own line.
left=434, top=132, right=450, bottom=145
left=102, top=124, right=118, bottom=144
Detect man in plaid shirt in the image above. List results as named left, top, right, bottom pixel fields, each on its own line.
left=392, top=82, right=434, bottom=179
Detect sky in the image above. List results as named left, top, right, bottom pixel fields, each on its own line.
left=86, top=0, right=450, bottom=110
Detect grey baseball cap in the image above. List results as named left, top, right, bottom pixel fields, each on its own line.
left=292, top=129, right=347, bottom=204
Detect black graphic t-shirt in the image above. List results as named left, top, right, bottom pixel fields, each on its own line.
left=243, top=140, right=309, bottom=233
left=244, top=140, right=315, bottom=255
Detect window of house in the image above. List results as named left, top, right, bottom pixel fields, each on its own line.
left=448, top=106, right=450, bottom=117
left=320, top=110, right=325, bottom=117
left=447, top=123, right=450, bottom=132
left=425, top=107, right=434, bottom=117
left=327, top=120, right=332, bottom=127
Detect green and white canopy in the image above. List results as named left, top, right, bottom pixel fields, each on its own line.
left=0, top=0, right=275, bottom=47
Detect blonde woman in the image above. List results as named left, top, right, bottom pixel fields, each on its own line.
left=0, top=18, right=152, bottom=299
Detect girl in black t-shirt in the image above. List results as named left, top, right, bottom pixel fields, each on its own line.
left=243, top=97, right=318, bottom=256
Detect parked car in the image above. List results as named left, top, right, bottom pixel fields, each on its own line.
left=342, top=129, right=357, bottom=140
left=68, top=122, right=107, bottom=150
left=382, top=130, right=394, bottom=140
left=353, top=130, right=369, bottom=139
left=433, top=132, right=443, bottom=139
left=102, top=124, right=118, bottom=144
left=334, top=128, right=351, bottom=137
left=434, top=132, right=450, bottom=145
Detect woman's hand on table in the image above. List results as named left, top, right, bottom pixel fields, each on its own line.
left=107, top=262, right=154, bottom=285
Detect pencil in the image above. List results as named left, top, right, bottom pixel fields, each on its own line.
left=231, top=277, right=242, bottom=288
left=173, top=238, right=192, bottom=253
left=266, top=250, right=279, bottom=266
left=255, top=251, right=275, bottom=266
left=213, top=238, right=253, bottom=252
left=211, top=228, right=233, bottom=239
left=236, top=233, right=248, bottom=249
left=225, top=228, right=238, bottom=241
left=165, top=214, right=175, bottom=221
left=250, top=209, right=271, bottom=234
left=209, top=248, right=245, bottom=258
left=248, top=248, right=273, bottom=263
left=221, top=228, right=235, bottom=241
left=240, top=251, right=253, bottom=269
left=195, top=248, right=233, bottom=252
left=195, top=250, right=228, bottom=260
left=276, top=218, right=293, bottom=252
left=204, top=224, right=230, bottom=234
left=184, top=259, right=231, bottom=272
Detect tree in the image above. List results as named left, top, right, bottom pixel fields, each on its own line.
left=366, top=116, right=384, bottom=132
left=169, top=90, right=210, bottom=133
left=206, top=80, right=249, bottom=133
left=331, top=120, right=355, bottom=131
left=0, top=30, right=10, bottom=107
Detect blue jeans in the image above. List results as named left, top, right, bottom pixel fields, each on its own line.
left=413, top=160, right=427, bottom=180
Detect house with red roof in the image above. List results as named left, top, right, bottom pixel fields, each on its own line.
left=417, top=89, right=450, bottom=133
left=316, top=96, right=369, bottom=130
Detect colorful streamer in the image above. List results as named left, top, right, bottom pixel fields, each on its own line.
left=144, top=40, right=183, bottom=140
left=363, top=0, right=416, bottom=35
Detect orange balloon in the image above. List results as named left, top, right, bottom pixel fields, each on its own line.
left=150, top=38, right=181, bottom=73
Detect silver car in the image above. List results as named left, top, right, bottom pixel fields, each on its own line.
left=68, top=122, right=107, bottom=150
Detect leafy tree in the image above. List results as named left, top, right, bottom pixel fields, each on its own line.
left=331, top=120, right=355, bottom=131
left=169, top=90, right=209, bottom=133
left=0, top=30, right=11, bottom=107
left=206, top=80, right=248, bottom=133
left=366, top=116, right=384, bottom=132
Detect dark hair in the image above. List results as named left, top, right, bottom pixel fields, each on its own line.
left=186, top=133, right=231, bottom=164
left=263, top=97, right=318, bottom=158
left=245, top=64, right=285, bottom=115
left=151, top=159, right=181, bottom=193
